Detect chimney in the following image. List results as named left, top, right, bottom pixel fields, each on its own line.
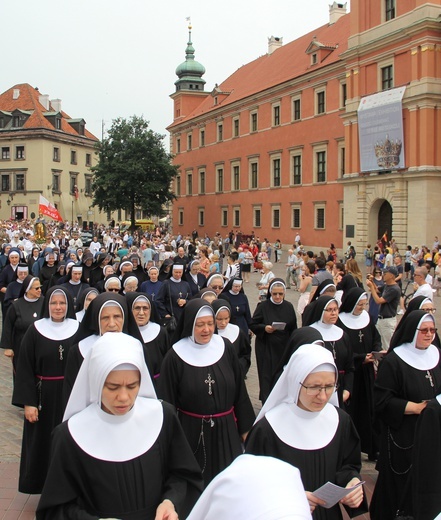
left=51, top=99, right=62, bottom=113
left=39, top=94, right=50, bottom=111
left=329, top=2, right=347, bottom=24
left=12, top=89, right=20, bottom=100
left=268, top=36, right=283, bottom=55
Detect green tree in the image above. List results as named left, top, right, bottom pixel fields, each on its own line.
left=92, top=115, right=177, bottom=230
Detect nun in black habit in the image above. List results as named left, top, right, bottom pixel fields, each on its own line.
left=62, top=292, right=148, bottom=408
left=302, top=296, right=354, bottom=408
left=218, top=278, right=252, bottom=336
left=249, top=278, right=297, bottom=403
left=155, top=264, right=191, bottom=323
left=12, top=285, right=79, bottom=494
left=370, top=310, right=441, bottom=520
left=37, top=333, right=203, bottom=520
left=126, top=292, right=170, bottom=385
left=184, top=260, right=206, bottom=297
left=337, top=288, right=383, bottom=460
left=158, top=298, right=255, bottom=486
left=211, top=298, right=251, bottom=378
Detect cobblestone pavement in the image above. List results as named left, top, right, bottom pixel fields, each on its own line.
left=2, top=257, right=432, bottom=518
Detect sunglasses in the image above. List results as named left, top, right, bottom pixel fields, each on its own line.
left=107, top=288, right=120, bottom=292
left=417, top=328, right=437, bottom=334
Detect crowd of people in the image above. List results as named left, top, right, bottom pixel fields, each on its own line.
left=0, top=217, right=439, bottom=519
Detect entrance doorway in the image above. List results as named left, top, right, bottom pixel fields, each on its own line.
left=378, top=200, right=392, bottom=242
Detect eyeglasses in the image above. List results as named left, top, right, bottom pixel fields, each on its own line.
left=424, top=308, right=436, bottom=314
left=299, top=383, right=339, bottom=396
left=271, top=292, right=285, bottom=296
left=324, top=308, right=338, bottom=313
left=107, top=288, right=120, bottom=292
left=33, top=286, right=42, bottom=290
left=417, top=328, right=437, bottom=335
left=210, top=285, right=223, bottom=290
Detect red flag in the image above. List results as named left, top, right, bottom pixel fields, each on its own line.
left=39, top=194, right=63, bottom=222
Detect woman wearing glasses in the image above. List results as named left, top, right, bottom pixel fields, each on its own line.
left=246, top=343, right=367, bottom=519
left=337, top=288, right=384, bottom=461
left=370, top=310, right=441, bottom=520
left=250, top=278, right=297, bottom=403
left=0, top=276, right=45, bottom=383
left=303, top=296, right=354, bottom=408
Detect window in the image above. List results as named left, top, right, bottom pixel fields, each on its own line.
left=316, top=90, right=326, bottom=114
left=381, top=65, right=393, bottom=90
left=178, top=209, right=184, bottom=226
left=16, top=146, right=25, bottom=159
left=85, top=153, right=91, bottom=167
left=70, top=174, right=78, bottom=195
left=341, top=83, right=347, bottom=108
left=385, top=0, right=395, bottom=20
left=221, top=208, right=228, bottom=227
left=53, top=147, right=60, bottom=161
left=250, top=112, right=258, bottom=132
left=216, top=167, right=224, bottom=192
left=316, top=151, right=326, bottom=183
left=293, top=98, right=301, bottom=121
left=176, top=175, right=181, bottom=196
left=176, top=138, right=181, bottom=153
left=292, top=154, right=302, bottom=185
left=232, top=165, right=240, bottom=191
left=272, top=208, right=280, bottom=228
left=233, top=118, right=239, bottom=138
left=187, top=134, right=192, bottom=151
left=250, top=162, right=258, bottom=189
left=1, top=147, right=10, bottom=160
left=187, top=173, right=193, bottom=195
left=292, top=206, right=301, bottom=228
left=233, top=208, right=240, bottom=227
left=273, top=105, right=280, bottom=126
left=253, top=207, right=261, bottom=228
left=71, top=150, right=77, bottom=165
left=15, top=173, right=25, bottom=191
left=217, top=123, right=223, bottom=142
left=339, top=202, right=344, bottom=230
left=199, top=208, right=205, bottom=226
left=339, top=146, right=346, bottom=178
left=56, top=117, right=62, bottom=130
left=52, top=173, right=60, bottom=192
left=12, top=115, right=22, bottom=127
left=272, top=158, right=281, bottom=187
left=200, top=129, right=205, bottom=147
left=199, top=170, right=205, bottom=194
left=84, top=175, right=92, bottom=196
left=1, top=174, right=10, bottom=191
left=312, top=53, right=317, bottom=65
left=107, top=210, right=111, bottom=221
left=117, top=209, right=122, bottom=221
left=315, top=206, right=326, bottom=229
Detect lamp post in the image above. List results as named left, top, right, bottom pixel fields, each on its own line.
left=71, top=200, right=74, bottom=224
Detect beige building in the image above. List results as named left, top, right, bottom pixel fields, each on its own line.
left=0, top=83, right=105, bottom=226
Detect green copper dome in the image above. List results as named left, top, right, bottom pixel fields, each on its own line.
left=175, top=26, right=206, bottom=91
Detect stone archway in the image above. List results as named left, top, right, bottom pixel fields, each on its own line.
left=368, top=198, right=392, bottom=247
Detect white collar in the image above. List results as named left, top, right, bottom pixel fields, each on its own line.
left=34, top=318, right=79, bottom=340
left=173, top=334, right=225, bottom=366
left=393, top=343, right=440, bottom=370
left=68, top=398, right=163, bottom=461
left=266, top=402, right=339, bottom=449
left=170, top=277, right=182, bottom=283
left=310, top=321, right=343, bottom=341
left=24, top=295, right=39, bottom=303
left=436, top=394, right=441, bottom=405
left=139, top=322, right=161, bottom=343
left=217, top=323, right=240, bottom=343
left=75, top=309, right=85, bottom=322
left=78, top=334, right=100, bottom=358
left=338, top=310, right=370, bottom=330
left=69, top=279, right=82, bottom=286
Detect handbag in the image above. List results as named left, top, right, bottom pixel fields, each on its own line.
left=163, top=283, right=178, bottom=333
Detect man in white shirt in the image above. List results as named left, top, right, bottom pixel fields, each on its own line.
left=89, top=236, right=102, bottom=256
left=412, top=266, right=434, bottom=301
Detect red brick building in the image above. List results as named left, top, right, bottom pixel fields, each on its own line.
left=168, top=0, right=441, bottom=251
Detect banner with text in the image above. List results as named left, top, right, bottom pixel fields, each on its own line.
left=39, top=194, right=63, bottom=222
left=358, top=86, right=406, bottom=172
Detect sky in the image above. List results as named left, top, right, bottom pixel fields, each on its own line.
left=1, top=0, right=350, bottom=143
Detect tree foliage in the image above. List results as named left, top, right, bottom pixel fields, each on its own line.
left=92, top=115, right=177, bottom=229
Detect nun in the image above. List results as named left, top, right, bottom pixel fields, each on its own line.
left=370, top=310, right=441, bottom=520
left=12, top=286, right=79, bottom=494
left=185, top=260, right=206, bottom=296
left=218, top=278, right=252, bottom=336
left=337, top=288, right=383, bottom=460
left=155, top=264, right=191, bottom=324
left=187, top=454, right=311, bottom=520
left=75, top=287, right=99, bottom=322
left=302, top=296, right=354, bottom=407
left=211, top=299, right=251, bottom=378
left=249, top=278, right=297, bottom=403
left=126, top=292, right=170, bottom=384
left=139, top=266, right=163, bottom=301
left=37, top=333, right=203, bottom=520
left=245, top=344, right=367, bottom=520
left=61, top=265, right=90, bottom=312
left=158, top=298, right=255, bottom=486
